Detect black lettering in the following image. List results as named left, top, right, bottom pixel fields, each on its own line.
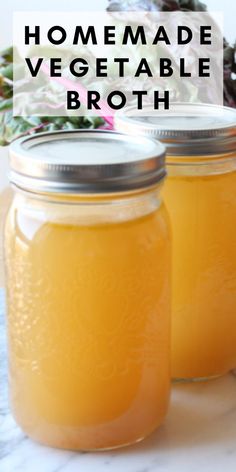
left=96, top=58, right=108, bottom=77
left=135, top=58, right=152, bottom=77
left=180, top=58, right=191, bottom=77
left=25, top=26, right=40, bottom=45
left=154, top=91, right=169, bottom=109
left=73, top=26, right=97, bottom=45
left=25, top=57, right=43, bottom=77
left=67, top=91, right=81, bottom=109
left=70, top=59, right=89, bottom=77
left=48, top=26, right=67, bottom=45
left=114, top=58, right=129, bottom=77
left=133, top=91, right=148, bottom=109
left=199, top=58, right=210, bottom=77
left=123, top=26, right=146, bottom=45
left=50, top=58, right=62, bottom=77
left=104, top=26, right=116, bottom=45
left=153, top=26, right=170, bottom=45
left=107, top=91, right=126, bottom=110
left=178, top=26, right=193, bottom=45
left=88, top=91, right=101, bottom=110
left=160, top=58, right=173, bottom=77
left=200, top=26, right=211, bottom=45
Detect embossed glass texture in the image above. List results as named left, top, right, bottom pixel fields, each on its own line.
left=5, top=131, right=171, bottom=450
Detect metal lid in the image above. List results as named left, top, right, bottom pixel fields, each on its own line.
left=115, top=104, right=236, bottom=156
left=9, top=129, right=166, bottom=194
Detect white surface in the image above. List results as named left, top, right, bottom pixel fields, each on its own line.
left=1, top=367, right=236, bottom=470
left=1, top=288, right=236, bottom=472
left=0, top=0, right=235, bottom=48
left=1, top=302, right=236, bottom=472
left=18, top=135, right=162, bottom=163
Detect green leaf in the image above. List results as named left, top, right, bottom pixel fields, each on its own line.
left=0, top=98, right=13, bottom=112
left=0, top=64, right=13, bottom=80
left=0, top=47, right=13, bottom=64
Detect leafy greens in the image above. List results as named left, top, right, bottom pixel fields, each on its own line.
left=0, top=0, right=235, bottom=145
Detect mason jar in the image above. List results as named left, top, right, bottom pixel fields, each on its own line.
left=0, top=147, right=12, bottom=287
left=4, top=130, right=171, bottom=450
left=115, top=103, right=236, bottom=381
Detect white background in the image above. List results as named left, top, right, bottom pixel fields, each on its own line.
left=1, top=0, right=236, bottom=48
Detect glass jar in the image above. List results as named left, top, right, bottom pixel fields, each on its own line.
left=5, top=130, right=171, bottom=450
left=115, top=103, right=236, bottom=381
left=0, top=147, right=12, bottom=287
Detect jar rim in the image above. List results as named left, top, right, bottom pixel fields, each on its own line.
left=9, top=129, right=166, bottom=194
left=114, top=103, right=236, bottom=156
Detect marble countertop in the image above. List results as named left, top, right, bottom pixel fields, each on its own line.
left=1, top=290, right=236, bottom=472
